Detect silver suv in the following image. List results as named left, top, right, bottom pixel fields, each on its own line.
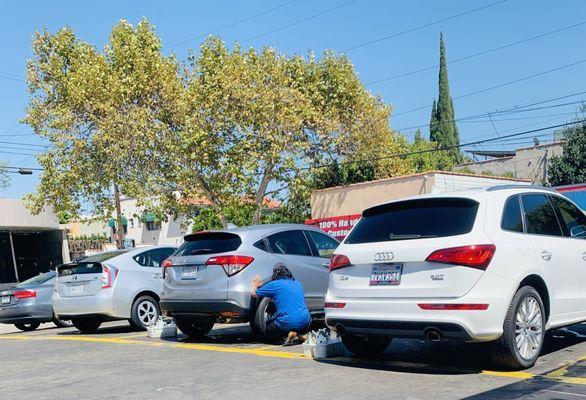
left=160, top=224, right=339, bottom=338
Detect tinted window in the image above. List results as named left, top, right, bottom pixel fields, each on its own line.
left=149, top=248, right=175, bottom=267
left=58, top=262, right=102, bottom=277
left=267, top=230, right=312, bottom=256
left=521, top=194, right=563, bottom=237
left=307, top=231, right=339, bottom=258
left=550, top=196, right=586, bottom=239
left=501, top=195, right=524, bottom=233
left=175, top=232, right=242, bottom=256
left=133, top=252, right=149, bottom=267
left=16, top=271, right=56, bottom=287
left=345, top=198, right=479, bottom=244
left=254, top=239, right=268, bottom=252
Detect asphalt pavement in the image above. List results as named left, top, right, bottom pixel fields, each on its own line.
left=0, top=321, right=584, bottom=399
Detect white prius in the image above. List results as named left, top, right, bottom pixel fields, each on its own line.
left=325, top=185, right=586, bottom=370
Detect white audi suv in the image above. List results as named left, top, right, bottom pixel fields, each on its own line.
left=325, top=185, right=586, bottom=370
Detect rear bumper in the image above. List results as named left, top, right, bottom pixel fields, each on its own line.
left=52, top=291, right=115, bottom=319
left=0, top=305, right=53, bottom=324
left=160, top=299, right=250, bottom=320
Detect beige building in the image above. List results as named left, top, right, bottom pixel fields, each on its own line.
left=307, top=171, right=529, bottom=239
left=454, top=142, right=563, bottom=184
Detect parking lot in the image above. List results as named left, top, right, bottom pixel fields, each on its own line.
left=0, top=321, right=584, bottom=400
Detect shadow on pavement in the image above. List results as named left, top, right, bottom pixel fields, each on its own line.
left=461, top=378, right=586, bottom=399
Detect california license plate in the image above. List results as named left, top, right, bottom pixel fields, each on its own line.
left=181, top=266, right=198, bottom=280
left=370, top=264, right=402, bottom=286
left=70, top=283, right=84, bottom=294
left=1, top=296, right=9, bottom=305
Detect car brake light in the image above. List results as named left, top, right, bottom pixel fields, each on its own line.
left=161, top=259, right=172, bottom=278
left=325, top=302, right=346, bottom=308
left=418, top=303, right=489, bottom=310
left=206, top=255, right=254, bottom=277
left=101, top=264, right=117, bottom=289
left=329, top=254, right=351, bottom=272
left=14, top=290, right=36, bottom=299
left=426, top=244, right=496, bottom=270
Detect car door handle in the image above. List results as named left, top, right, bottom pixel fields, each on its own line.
left=153, top=273, right=163, bottom=279
left=582, top=251, right=586, bottom=262
left=541, top=251, right=552, bottom=261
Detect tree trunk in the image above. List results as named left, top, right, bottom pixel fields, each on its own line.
left=113, top=181, right=125, bottom=249
left=251, top=166, right=273, bottom=225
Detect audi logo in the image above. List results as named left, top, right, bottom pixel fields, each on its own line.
left=374, top=252, right=394, bottom=262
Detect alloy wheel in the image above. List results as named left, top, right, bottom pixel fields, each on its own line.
left=137, top=300, right=158, bottom=326
left=515, top=295, right=543, bottom=360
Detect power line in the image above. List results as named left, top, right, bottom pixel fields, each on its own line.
left=0, top=150, right=37, bottom=156
left=0, top=141, right=46, bottom=148
left=169, top=0, right=299, bottom=48
left=394, top=91, right=586, bottom=132
left=1, top=165, right=43, bottom=171
left=394, top=58, right=586, bottom=117
left=366, top=20, right=586, bottom=86
left=296, top=120, right=583, bottom=172
left=241, top=0, right=356, bottom=44
left=0, top=145, right=43, bottom=152
left=342, top=0, right=508, bottom=53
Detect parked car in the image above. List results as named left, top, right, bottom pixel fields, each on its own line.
left=53, top=246, right=177, bottom=333
left=0, top=271, right=71, bottom=331
left=160, top=224, right=340, bottom=339
left=325, top=185, right=586, bottom=370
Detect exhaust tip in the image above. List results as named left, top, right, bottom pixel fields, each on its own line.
left=425, top=328, right=442, bottom=342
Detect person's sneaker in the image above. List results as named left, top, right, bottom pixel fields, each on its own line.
left=283, top=332, right=307, bottom=346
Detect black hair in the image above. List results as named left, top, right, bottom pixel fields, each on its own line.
left=272, top=264, right=294, bottom=281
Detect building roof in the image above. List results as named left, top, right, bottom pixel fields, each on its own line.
left=311, top=170, right=530, bottom=194
left=467, top=150, right=515, bottom=158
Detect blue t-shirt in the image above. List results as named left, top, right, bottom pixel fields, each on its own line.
left=255, top=279, right=310, bottom=331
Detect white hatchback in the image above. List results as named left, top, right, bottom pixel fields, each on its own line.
left=325, top=186, right=586, bottom=369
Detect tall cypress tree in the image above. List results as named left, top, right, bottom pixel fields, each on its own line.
left=429, top=32, right=461, bottom=162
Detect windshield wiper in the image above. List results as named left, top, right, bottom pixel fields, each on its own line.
left=388, top=233, right=437, bottom=240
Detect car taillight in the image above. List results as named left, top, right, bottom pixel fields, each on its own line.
left=426, top=244, right=496, bottom=270
left=14, top=290, right=36, bottom=299
left=418, top=303, right=489, bottom=310
left=101, top=264, right=117, bottom=289
left=206, top=255, right=254, bottom=277
left=329, top=254, right=351, bottom=272
left=162, top=259, right=172, bottom=278
left=325, top=302, right=346, bottom=308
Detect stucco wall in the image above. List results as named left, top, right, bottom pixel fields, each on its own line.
left=0, top=200, right=59, bottom=230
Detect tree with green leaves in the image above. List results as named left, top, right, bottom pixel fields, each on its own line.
left=153, top=37, right=410, bottom=228
left=429, top=33, right=461, bottom=163
left=407, top=129, right=454, bottom=172
left=548, top=108, right=586, bottom=185
left=24, top=19, right=182, bottom=248
left=0, top=161, right=10, bottom=191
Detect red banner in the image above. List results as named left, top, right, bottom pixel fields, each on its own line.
left=305, top=214, right=362, bottom=240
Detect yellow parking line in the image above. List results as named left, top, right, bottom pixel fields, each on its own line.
left=543, top=356, right=586, bottom=386
left=481, top=370, right=536, bottom=380
left=0, top=335, right=31, bottom=340
left=174, top=342, right=305, bottom=359
left=116, top=333, right=149, bottom=339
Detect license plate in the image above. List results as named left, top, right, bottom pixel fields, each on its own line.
left=1, top=296, right=9, bottom=305
left=181, top=266, right=198, bottom=280
left=370, top=263, right=402, bottom=286
left=70, top=283, right=84, bottom=294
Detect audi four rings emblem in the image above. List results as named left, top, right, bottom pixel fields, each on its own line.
left=374, top=252, right=394, bottom=262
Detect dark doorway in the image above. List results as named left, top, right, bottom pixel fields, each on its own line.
left=0, top=233, right=17, bottom=284
left=11, top=230, right=63, bottom=282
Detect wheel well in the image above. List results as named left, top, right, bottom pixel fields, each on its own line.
left=518, top=275, right=550, bottom=321
left=133, top=290, right=160, bottom=305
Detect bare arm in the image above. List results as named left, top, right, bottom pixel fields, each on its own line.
left=251, top=275, right=262, bottom=298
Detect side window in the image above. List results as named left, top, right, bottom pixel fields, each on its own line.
left=267, top=230, right=312, bottom=256
left=550, top=196, right=586, bottom=239
left=307, top=231, right=339, bottom=258
left=501, top=195, right=524, bottom=233
left=254, top=239, right=268, bottom=252
left=521, top=194, right=563, bottom=237
left=148, top=248, right=176, bottom=267
left=133, top=252, right=149, bottom=267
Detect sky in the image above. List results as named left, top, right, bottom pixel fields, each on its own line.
left=1, top=0, right=585, bottom=199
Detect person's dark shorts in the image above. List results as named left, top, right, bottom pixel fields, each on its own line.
left=265, top=319, right=311, bottom=338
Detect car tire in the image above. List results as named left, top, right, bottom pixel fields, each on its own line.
left=71, top=318, right=102, bottom=334
left=341, top=334, right=392, bottom=357
left=52, top=316, right=73, bottom=328
left=14, top=321, right=41, bottom=332
left=489, top=286, right=546, bottom=370
left=176, top=317, right=214, bottom=338
left=129, top=295, right=161, bottom=330
left=250, top=297, right=277, bottom=341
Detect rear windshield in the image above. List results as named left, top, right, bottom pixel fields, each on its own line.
left=16, top=271, right=55, bottom=287
left=345, top=197, right=479, bottom=244
left=58, top=262, right=102, bottom=277
left=175, top=232, right=242, bottom=256
left=79, top=250, right=127, bottom=263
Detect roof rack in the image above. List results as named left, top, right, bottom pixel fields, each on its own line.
left=486, top=184, right=557, bottom=193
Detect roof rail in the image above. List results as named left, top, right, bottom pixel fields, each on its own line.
left=486, top=184, right=557, bottom=193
